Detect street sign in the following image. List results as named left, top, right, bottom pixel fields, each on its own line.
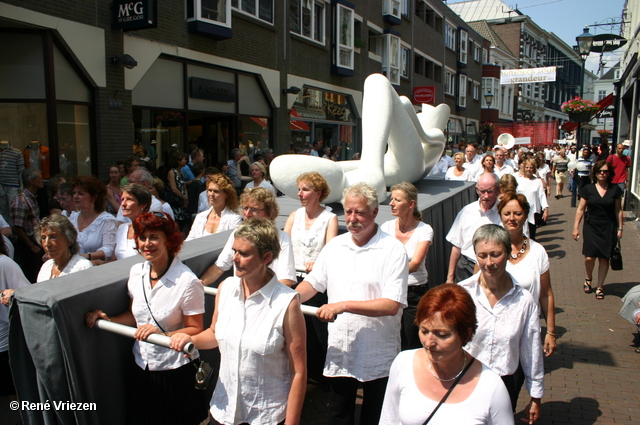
left=591, top=34, right=627, bottom=53
left=597, top=107, right=616, bottom=118
left=414, top=86, right=435, bottom=104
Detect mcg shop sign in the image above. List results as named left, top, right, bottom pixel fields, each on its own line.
left=112, top=0, right=157, bottom=31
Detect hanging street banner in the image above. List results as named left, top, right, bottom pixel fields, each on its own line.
left=500, top=66, right=557, bottom=85
left=591, top=34, right=627, bottom=53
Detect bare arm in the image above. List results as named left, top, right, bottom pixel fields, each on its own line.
left=325, top=216, right=339, bottom=243
left=538, top=270, right=556, bottom=356
left=316, top=298, right=401, bottom=322
left=200, top=263, right=224, bottom=286
left=295, top=281, right=319, bottom=303
left=572, top=197, right=587, bottom=240
left=1, top=227, right=12, bottom=237
left=168, top=169, right=187, bottom=200
left=283, top=211, right=295, bottom=236
left=616, top=197, right=623, bottom=239
left=105, top=187, right=120, bottom=212
left=446, top=245, right=462, bottom=283
left=283, top=297, right=307, bottom=425
left=85, top=300, right=136, bottom=328
left=408, top=241, right=430, bottom=274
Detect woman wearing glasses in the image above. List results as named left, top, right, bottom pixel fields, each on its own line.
left=85, top=212, right=207, bottom=424
left=200, top=187, right=296, bottom=287
left=572, top=160, right=624, bottom=300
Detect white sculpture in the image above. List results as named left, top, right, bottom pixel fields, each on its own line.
left=270, top=73, right=450, bottom=203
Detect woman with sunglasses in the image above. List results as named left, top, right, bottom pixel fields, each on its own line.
left=572, top=160, right=624, bottom=300
left=200, top=187, right=296, bottom=287
left=85, top=212, right=207, bottom=424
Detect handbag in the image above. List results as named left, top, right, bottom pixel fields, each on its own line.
left=142, top=278, right=213, bottom=390
left=422, top=357, right=475, bottom=425
left=610, top=238, right=623, bottom=271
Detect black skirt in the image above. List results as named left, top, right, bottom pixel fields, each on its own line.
left=127, top=359, right=209, bottom=425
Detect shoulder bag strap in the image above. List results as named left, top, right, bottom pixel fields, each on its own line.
left=422, top=357, right=475, bottom=425
left=141, top=276, right=166, bottom=334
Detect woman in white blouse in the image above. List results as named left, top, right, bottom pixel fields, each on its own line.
left=380, top=284, right=514, bottom=425
left=444, top=152, right=472, bottom=181
left=37, top=214, right=92, bottom=282
left=459, top=224, right=544, bottom=423
left=110, top=184, right=151, bottom=260
left=515, top=158, right=549, bottom=240
left=283, top=171, right=338, bottom=383
left=185, top=174, right=241, bottom=241
left=86, top=212, right=207, bottom=424
left=245, top=161, right=277, bottom=197
left=69, top=176, right=117, bottom=264
left=381, top=181, right=432, bottom=350
left=171, top=219, right=306, bottom=425
left=497, top=192, right=556, bottom=356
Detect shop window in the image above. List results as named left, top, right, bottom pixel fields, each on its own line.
left=383, top=33, right=401, bottom=86
left=238, top=116, right=269, bottom=158
left=290, top=0, right=325, bottom=44
left=133, top=108, right=185, bottom=170
left=57, top=104, right=92, bottom=177
left=333, top=3, right=355, bottom=76
left=231, top=0, right=273, bottom=23
left=383, top=0, right=401, bottom=25
left=186, top=0, right=233, bottom=39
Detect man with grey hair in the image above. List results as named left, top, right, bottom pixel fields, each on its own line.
left=445, top=172, right=502, bottom=283
left=10, top=168, right=44, bottom=282
left=494, top=147, right=515, bottom=178
left=296, top=182, right=408, bottom=425
left=116, top=169, right=164, bottom=224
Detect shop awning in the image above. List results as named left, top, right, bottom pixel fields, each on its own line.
left=290, top=108, right=310, bottom=131
left=250, top=117, right=268, bottom=128
left=561, top=93, right=615, bottom=132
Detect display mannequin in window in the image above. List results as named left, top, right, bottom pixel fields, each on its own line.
left=22, top=139, right=50, bottom=179
left=0, top=140, right=25, bottom=223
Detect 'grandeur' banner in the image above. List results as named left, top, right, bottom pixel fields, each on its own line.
left=500, top=66, right=556, bottom=84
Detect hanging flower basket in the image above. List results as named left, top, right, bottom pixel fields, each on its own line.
left=155, top=111, right=184, bottom=125
left=561, top=97, right=598, bottom=123
left=597, top=129, right=612, bottom=140
left=480, top=122, right=496, bottom=133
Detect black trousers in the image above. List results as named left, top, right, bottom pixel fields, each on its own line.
left=401, top=284, right=429, bottom=350
left=500, top=362, right=526, bottom=412
left=455, top=254, right=475, bottom=283
left=328, top=376, right=388, bottom=425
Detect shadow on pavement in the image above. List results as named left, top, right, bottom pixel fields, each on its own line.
left=544, top=246, right=566, bottom=259
left=516, top=397, right=601, bottom=425
left=603, top=281, right=640, bottom=299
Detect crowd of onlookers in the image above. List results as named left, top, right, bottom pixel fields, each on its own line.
left=0, top=137, right=634, bottom=425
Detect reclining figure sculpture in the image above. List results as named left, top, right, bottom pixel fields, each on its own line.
left=270, top=73, right=450, bottom=203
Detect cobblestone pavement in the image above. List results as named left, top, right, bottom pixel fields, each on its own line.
left=2, top=193, right=639, bottom=425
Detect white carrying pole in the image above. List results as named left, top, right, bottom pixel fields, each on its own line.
left=94, top=319, right=195, bottom=356
left=203, top=286, right=318, bottom=316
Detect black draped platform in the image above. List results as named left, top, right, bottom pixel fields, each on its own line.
left=9, top=179, right=475, bottom=424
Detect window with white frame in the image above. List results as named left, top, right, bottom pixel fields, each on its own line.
left=445, top=24, right=456, bottom=50
left=473, top=83, right=480, bottom=100
left=290, top=0, right=325, bottom=43
left=187, top=0, right=231, bottom=27
left=458, top=74, right=467, bottom=107
left=444, top=70, right=455, bottom=96
left=383, top=0, right=401, bottom=19
left=232, top=0, right=273, bottom=23
left=598, top=90, right=607, bottom=101
left=482, top=48, right=488, bottom=63
left=401, top=45, right=410, bottom=78
left=474, top=43, right=481, bottom=62
left=459, top=30, right=468, bottom=64
left=401, top=0, right=409, bottom=16
left=336, top=4, right=354, bottom=70
left=383, top=33, right=401, bottom=85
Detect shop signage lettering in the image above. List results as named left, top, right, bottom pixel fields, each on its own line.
left=500, top=66, right=556, bottom=84
left=590, top=34, right=627, bottom=53
left=112, top=0, right=157, bottom=30
left=190, top=77, right=236, bottom=102
left=413, top=86, right=435, bottom=104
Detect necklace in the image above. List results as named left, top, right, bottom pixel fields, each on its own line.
left=511, top=237, right=528, bottom=259
left=149, top=259, right=171, bottom=282
left=428, top=351, right=467, bottom=382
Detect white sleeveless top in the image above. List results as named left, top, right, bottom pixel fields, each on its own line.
left=290, top=206, right=336, bottom=272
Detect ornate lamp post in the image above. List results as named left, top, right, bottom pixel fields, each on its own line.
left=484, top=89, right=495, bottom=145
left=571, top=26, right=595, bottom=207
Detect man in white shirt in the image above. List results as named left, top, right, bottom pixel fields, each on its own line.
left=296, top=182, right=408, bottom=425
left=445, top=173, right=502, bottom=283
left=116, top=169, right=164, bottom=224
left=494, top=147, right=515, bottom=178
left=462, top=143, right=483, bottom=180
left=309, top=141, right=321, bottom=157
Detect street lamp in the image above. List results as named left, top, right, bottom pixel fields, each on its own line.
left=483, top=89, right=495, bottom=145
left=484, top=89, right=494, bottom=108
left=571, top=26, right=595, bottom=207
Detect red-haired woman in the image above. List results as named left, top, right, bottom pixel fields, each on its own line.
left=85, top=212, right=207, bottom=425
left=380, top=284, right=514, bottom=425
left=69, top=176, right=117, bottom=264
